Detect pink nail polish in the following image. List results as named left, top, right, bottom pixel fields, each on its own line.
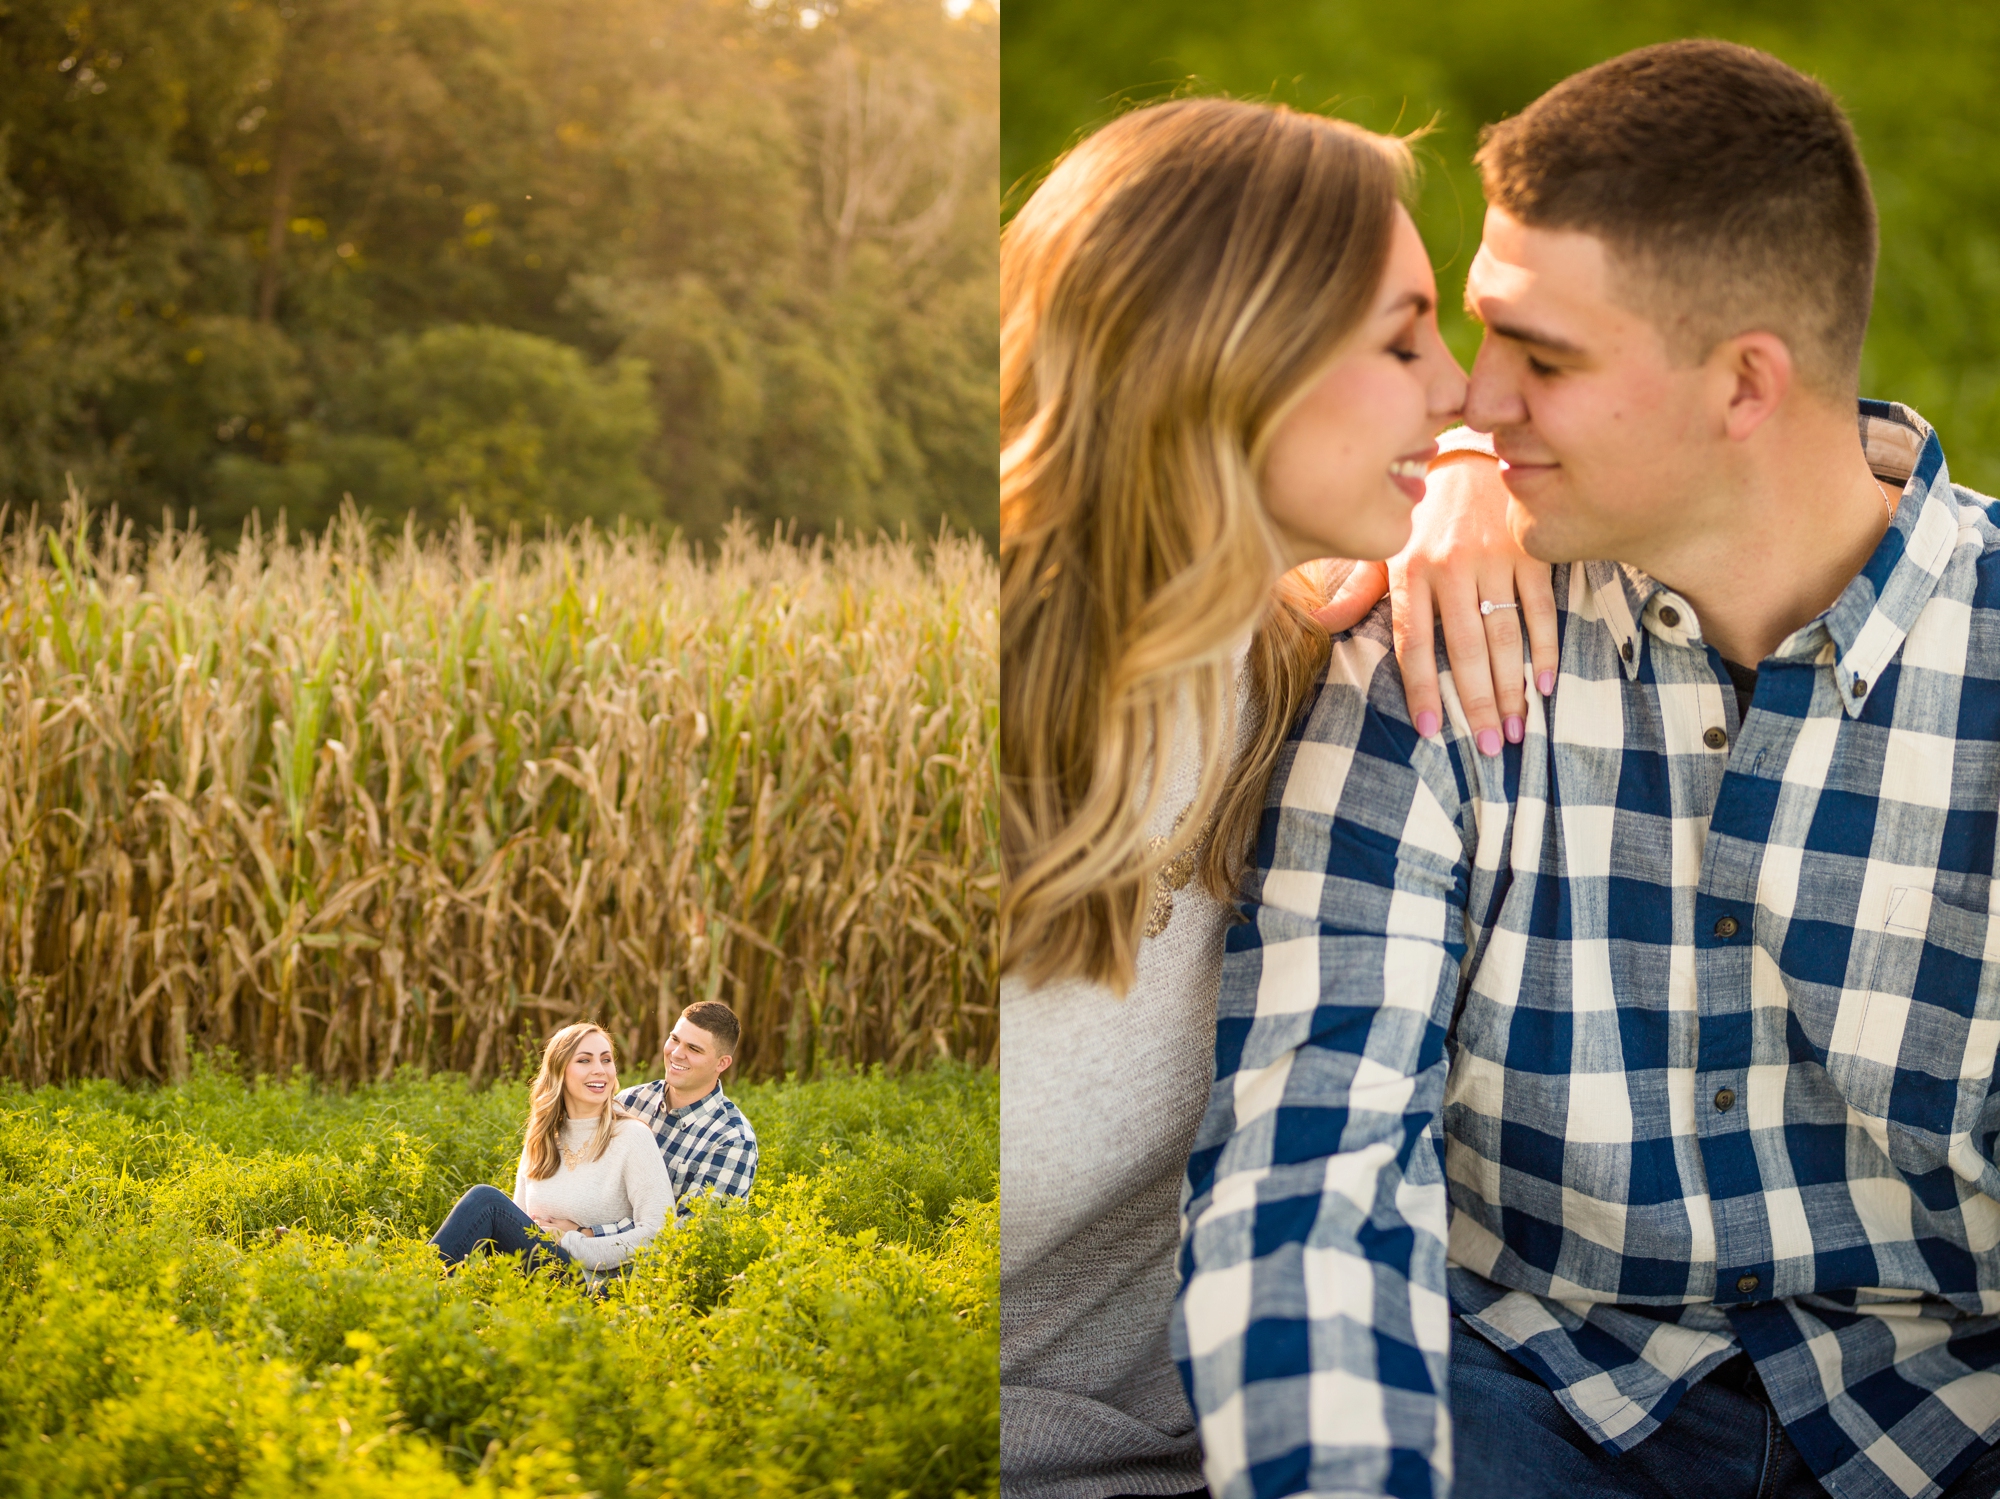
left=1504, top=715, right=1524, bottom=744
left=1537, top=670, right=1556, bottom=697
left=1415, top=710, right=1441, bottom=738
left=1477, top=728, right=1502, bottom=757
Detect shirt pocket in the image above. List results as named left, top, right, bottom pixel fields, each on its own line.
left=1828, top=885, right=2000, bottom=1136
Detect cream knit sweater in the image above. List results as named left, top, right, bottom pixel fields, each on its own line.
left=1001, top=654, right=1259, bottom=1499
left=512, top=1116, right=674, bottom=1271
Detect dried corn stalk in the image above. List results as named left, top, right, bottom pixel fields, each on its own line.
left=0, top=496, right=997, bottom=1085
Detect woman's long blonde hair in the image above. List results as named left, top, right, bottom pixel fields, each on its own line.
left=1001, top=97, right=1415, bottom=994
left=523, top=1022, right=634, bottom=1181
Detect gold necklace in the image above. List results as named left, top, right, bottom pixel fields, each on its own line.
left=1146, top=807, right=1213, bottom=938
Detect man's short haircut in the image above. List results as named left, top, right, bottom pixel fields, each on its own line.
left=1475, top=39, right=1876, bottom=398
left=678, top=1000, right=740, bottom=1055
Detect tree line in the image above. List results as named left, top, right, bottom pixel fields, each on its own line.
left=0, top=0, right=997, bottom=540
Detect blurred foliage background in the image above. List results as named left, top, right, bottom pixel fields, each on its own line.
left=0, top=0, right=998, bottom=540
left=1002, top=0, right=2000, bottom=495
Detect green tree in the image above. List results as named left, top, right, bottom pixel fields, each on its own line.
left=0, top=0, right=998, bottom=539
left=208, top=324, right=658, bottom=533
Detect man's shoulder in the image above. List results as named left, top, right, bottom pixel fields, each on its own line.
left=1949, top=484, right=2000, bottom=568
left=1310, top=596, right=1414, bottom=741
left=617, top=1079, right=668, bottom=1116
left=711, top=1089, right=757, bottom=1144
left=1914, top=484, right=2000, bottom=623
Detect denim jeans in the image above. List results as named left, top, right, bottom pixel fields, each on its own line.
left=1449, top=1320, right=2000, bottom=1499
left=428, top=1183, right=574, bottom=1271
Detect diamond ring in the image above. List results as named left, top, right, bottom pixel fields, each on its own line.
left=1479, top=600, right=1519, bottom=616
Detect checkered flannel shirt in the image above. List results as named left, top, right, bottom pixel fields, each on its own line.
left=584, top=1079, right=758, bottom=1233
left=1176, top=403, right=2000, bottom=1499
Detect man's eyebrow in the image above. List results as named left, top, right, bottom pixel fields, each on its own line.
left=1460, top=280, right=1586, bottom=355
left=1486, top=315, right=1587, bottom=357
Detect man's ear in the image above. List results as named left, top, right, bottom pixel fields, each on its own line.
left=1715, top=331, right=1793, bottom=443
left=717, top=1053, right=734, bottom=1076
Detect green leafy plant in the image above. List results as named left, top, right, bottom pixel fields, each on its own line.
left=0, top=1061, right=998, bottom=1497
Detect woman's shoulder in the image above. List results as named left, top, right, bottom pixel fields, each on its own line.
left=609, top=1115, right=658, bottom=1147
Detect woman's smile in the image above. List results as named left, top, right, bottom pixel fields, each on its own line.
left=1390, top=442, right=1440, bottom=501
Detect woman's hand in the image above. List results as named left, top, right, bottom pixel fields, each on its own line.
left=534, top=1214, right=582, bottom=1235
left=1316, top=452, right=1559, bottom=755
left=1392, top=452, right=1557, bottom=754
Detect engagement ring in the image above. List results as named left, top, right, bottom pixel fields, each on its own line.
left=1480, top=600, right=1519, bottom=616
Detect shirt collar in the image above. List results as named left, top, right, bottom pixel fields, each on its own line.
left=666, top=1081, right=726, bottom=1122
left=1586, top=400, right=1962, bottom=715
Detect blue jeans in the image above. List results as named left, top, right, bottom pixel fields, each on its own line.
left=1449, top=1320, right=2000, bottom=1499
left=428, top=1183, right=574, bottom=1271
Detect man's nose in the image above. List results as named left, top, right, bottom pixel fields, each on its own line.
left=1462, top=339, right=1522, bottom=433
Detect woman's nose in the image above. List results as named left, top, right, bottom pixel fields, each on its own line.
left=1430, top=337, right=1470, bottom=421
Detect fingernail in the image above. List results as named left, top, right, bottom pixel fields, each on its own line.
left=1504, top=715, right=1524, bottom=744
left=1537, top=670, right=1555, bottom=697
left=1476, top=728, right=1502, bottom=757
left=1415, top=710, right=1441, bottom=738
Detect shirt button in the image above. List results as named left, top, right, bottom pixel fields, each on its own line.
left=1621, top=640, right=1635, bottom=663
left=1737, top=1273, right=1760, bottom=1295
left=1714, top=1088, right=1736, bottom=1112
left=1714, top=915, right=1739, bottom=939
left=1659, top=606, right=1681, bottom=628
left=1853, top=676, right=1868, bottom=698
left=1703, top=726, right=1727, bottom=750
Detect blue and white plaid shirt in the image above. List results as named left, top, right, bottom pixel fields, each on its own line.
left=585, top=1078, right=758, bottom=1233
left=1177, top=403, right=2000, bottom=1499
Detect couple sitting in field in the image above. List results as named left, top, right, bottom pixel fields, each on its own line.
left=1003, top=37, right=2000, bottom=1499
left=427, top=999, right=760, bottom=1277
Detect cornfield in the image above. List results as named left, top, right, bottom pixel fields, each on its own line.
left=0, top=495, right=997, bottom=1086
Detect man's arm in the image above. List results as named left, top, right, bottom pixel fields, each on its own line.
left=1174, top=628, right=1478, bottom=1499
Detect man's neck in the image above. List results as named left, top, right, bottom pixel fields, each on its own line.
left=1638, top=409, right=1896, bottom=667
left=666, top=1079, right=716, bottom=1111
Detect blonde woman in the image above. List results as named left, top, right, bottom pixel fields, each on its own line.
left=999, top=98, right=1542, bottom=1499
left=429, top=1022, right=673, bottom=1274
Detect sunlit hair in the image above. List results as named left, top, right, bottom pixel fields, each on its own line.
left=1001, top=96, right=1415, bottom=993
left=523, top=1022, right=633, bottom=1181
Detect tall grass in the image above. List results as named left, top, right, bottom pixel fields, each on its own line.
left=0, top=1062, right=999, bottom=1497
left=0, top=496, right=997, bottom=1086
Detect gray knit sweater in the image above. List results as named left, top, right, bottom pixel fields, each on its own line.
left=1001, top=665, right=1255, bottom=1499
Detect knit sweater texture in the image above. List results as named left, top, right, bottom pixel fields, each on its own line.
left=512, top=1116, right=674, bottom=1270
left=1001, top=656, right=1257, bottom=1499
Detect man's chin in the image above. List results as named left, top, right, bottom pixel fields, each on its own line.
left=1507, top=506, right=1587, bottom=567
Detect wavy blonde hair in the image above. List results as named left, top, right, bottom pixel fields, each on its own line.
left=1001, top=97, right=1415, bottom=994
left=523, top=1022, right=635, bottom=1181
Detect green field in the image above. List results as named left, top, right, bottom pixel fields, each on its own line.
left=0, top=1060, right=998, bottom=1496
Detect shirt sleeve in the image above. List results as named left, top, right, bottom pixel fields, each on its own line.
left=1173, top=625, right=1479, bottom=1499
left=1434, top=425, right=1496, bottom=460
left=561, top=1128, right=677, bottom=1271
left=512, top=1152, right=530, bottom=1213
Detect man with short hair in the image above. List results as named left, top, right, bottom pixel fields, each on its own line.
left=1178, top=40, right=2000, bottom=1499
left=583, top=1000, right=759, bottom=1237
